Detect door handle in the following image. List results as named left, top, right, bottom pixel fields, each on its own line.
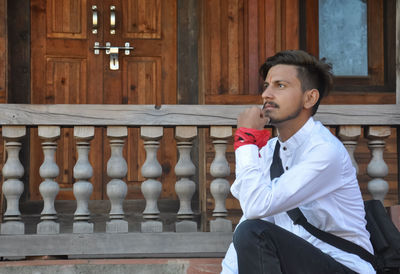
left=92, top=5, right=98, bottom=34
left=93, top=42, right=135, bottom=70
left=110, top=5, right=116, bottom=34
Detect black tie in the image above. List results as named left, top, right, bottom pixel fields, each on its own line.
left=269, top=141, right=299, bottom=219
left=270, top=141, right=284, bottom=180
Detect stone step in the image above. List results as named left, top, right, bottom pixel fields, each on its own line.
left=0, top=258, right=223, bottom=274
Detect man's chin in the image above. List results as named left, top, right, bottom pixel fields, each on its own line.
left=269, top=120, right=277, bottom=126
left=268, top=118, right=283, bottom=126
left=265, top=114, right=275, bottom=123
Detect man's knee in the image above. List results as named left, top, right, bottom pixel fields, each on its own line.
left=233, top=219, right=273, bottom=251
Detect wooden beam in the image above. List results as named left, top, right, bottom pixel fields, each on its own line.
left=0, top=0, right=6, bottom=103
left=0, top=104, right=399, bottom=126
left=7, top=0, right=30, bottom=104
left=177, top=0, right=199, bottom=104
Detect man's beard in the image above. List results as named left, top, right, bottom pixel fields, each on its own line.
left=265, top=102, right=303, bottom=125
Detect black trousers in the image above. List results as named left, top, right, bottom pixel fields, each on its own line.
left=233, top=219, right=358, bottom=274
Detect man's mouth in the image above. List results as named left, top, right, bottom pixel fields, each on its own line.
left=263, top=102, right=279, bottom=110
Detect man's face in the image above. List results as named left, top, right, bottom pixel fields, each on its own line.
left=261, top=64, right=306, bottom=126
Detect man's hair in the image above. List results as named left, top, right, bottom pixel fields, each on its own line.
left=259, top=50, right=333, bottom=116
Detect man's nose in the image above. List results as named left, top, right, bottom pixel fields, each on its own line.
left=262, top=86, right=273, bottom=100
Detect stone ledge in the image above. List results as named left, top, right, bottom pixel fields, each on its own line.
left=0, top=232, right=232, bottom=258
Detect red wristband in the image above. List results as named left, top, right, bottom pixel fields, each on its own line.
left=234, top=127, right=271, bottom=150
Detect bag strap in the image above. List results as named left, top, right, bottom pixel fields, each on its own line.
left=287, top=208, right=376, bottom=268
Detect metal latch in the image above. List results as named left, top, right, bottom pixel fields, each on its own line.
left=94, top=42, right=135, bottom=70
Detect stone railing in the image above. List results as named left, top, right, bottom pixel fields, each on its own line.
left=0, top=104, right=398, bottom=258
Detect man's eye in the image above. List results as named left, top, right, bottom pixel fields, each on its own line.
left=278, top=84, right=285, bottom=88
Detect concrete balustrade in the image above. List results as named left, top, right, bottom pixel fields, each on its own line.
left=338, top=126, right=361, bottom=174
left=209, top=126, right=233, bottom=233
left=1, top=126, right=26, bottom=235
left=140, top=126, right=164, bottom=233
left=37, top=126, right=61, bottom=234
left=72, top=126, right=95, bottom=234
left=0, top=104, right=397, bottom=258
left=366, top=126, right=391, bottom=202
left=174, top=126, right=198, bottom=232
left=106, top=126, right=129, bottom=233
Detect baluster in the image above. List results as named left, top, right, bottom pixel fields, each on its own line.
left=366, top=126, right=391, bottom=203
left=37, top=126, right=60, bottom=234
left=1, top=126, right=26, bottom=235
left=174, top=126, right=197, bottom=232
left=73, top=126, right=94, bottom=233
left=338, top=126, right=361, bottom=174
left=209, top=126, right=232, bottom=232
left=106, top=126, right=128, bottom=233
left=140, top=126, right=163, bottom=232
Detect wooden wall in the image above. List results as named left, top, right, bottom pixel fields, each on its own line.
left=199, top=0, right=396, bottom=105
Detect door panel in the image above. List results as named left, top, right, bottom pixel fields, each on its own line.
left=122, top=0, right=161, bottom=39
left=46, top=58, right=87, bottom=104
left=30, top=0, right=177, bottom=200
left=46, top=0, right=87, bottom=39
left=123, top=57, right=162, bottom=105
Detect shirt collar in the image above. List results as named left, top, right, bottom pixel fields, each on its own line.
left=278, top=117, right=315, bottom=150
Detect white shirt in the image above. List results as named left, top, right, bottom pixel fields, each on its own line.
left=221, top=117, right=375, bottom=274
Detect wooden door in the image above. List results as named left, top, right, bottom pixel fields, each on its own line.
left=30, top=0, right=177, bottom=200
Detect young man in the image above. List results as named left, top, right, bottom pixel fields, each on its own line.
left=221, top=50, right=375, bottom=273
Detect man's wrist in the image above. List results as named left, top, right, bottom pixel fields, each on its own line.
left=234, top=127, right=271, bottom=150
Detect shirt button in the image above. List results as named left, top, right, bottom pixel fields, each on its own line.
left=285, top=166, right=289, bottom=170
left=283, top=147, right=287, bottom=151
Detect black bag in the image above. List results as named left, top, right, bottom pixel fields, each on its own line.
left=288, top=200, right=400, bottom=273
left=364, top=200, right=400, bottom=273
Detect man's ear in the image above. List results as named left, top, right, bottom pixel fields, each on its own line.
left=304, top=89, right=319, bottom=110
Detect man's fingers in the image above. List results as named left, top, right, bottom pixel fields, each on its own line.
left=237, top=107, right=269, bottom=129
